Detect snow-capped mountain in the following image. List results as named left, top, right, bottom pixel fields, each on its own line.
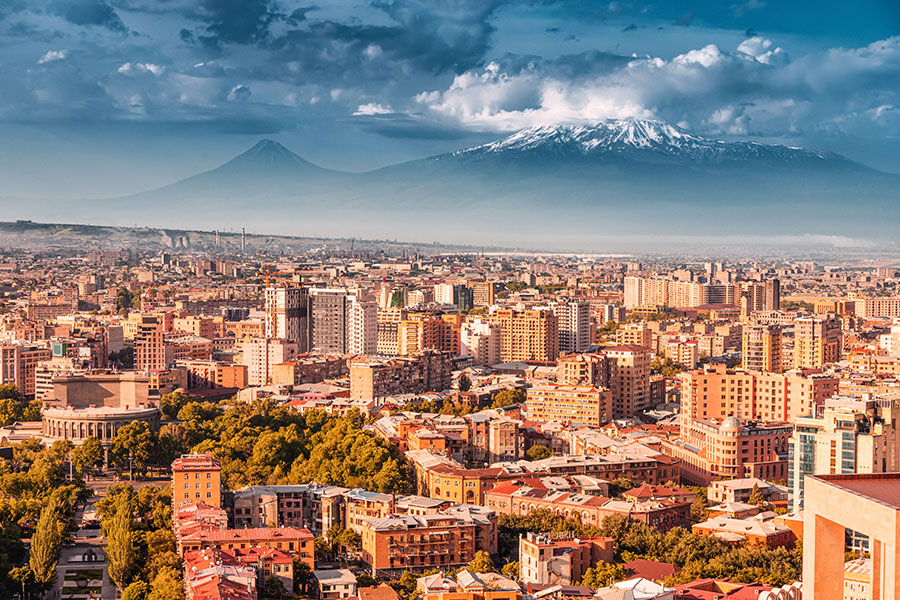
left=105, top=118, right=898, bottom=244
left=427, top=119, right=858, bottom=169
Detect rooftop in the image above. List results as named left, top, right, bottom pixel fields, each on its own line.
left=812, top=473, right=900, bottom=510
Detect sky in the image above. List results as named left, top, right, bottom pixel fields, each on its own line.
left=0, top=0, right=898, bottom=200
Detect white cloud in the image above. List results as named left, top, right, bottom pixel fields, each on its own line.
left=227, top=84, right=251, bottom=101
left=118, top=62, right=164, bottom=76
left=38, top=50, right=67, bottom=64
left=393, top=35, right=900, bottom=142
left=354, top=102, right=394, bottom=115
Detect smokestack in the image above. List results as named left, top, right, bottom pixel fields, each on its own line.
left=241, top=228, right=245, bottom=253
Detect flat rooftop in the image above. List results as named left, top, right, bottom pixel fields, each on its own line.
left=813, top=473, right=900, bottom=510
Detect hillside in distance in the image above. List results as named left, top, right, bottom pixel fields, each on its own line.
left=103, top=119, right=899, bottom=245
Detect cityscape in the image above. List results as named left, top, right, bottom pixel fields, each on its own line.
left=0, top=2, right=899, bottom=600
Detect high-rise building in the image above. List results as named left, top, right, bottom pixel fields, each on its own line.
left=490, top=308, right=559, bottom=363
left=308, top=289, right=376, bottom=355
left=469, top=281, right=496, bottom=307
left=788, top=395, right=900, bottom=512
left=793, top=314, right=842, bottom=369
left=376, top=308, right=407, bottom=355
left=134, top=314, right=172, bottom=372
left=460, top=319, right=500, bottom=366
left=764, top=279, right=780, bottom=311
left=346, top=299, right=377, bottom=355
left=549, top=299, right=590, bottom=354
left=742, top=324, right=783, bottom=373
left=265, top=287, right=310, bottom=353
left=604, top=346, right=651, bottom=418
left=242, top=338, right=299, bottom=386
left=0, top=343, right=52, bottom=398
left=615, top=323, right=653, bottom=349
left=434, top=283, right=474, bottom=312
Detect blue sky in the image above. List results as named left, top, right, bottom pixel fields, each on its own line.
left=0, top=0, right=898, bottom=199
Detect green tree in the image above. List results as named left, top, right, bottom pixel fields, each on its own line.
left=0, top=383, right=22, bottom=402
left=609, top=477, right=634, bottom=496
left=690, top=494, right=710, bottom=523
left=72, top=436, right=104, bottom=479
left=468, top=550, right=494, bottom=573
left=30, top=503, right=62, bottom=592
left=22, top=399, right=42, bottom=421
left=9, top=565, right=34, bottom=600
left=748, top=484, right=765, bottom=508
left=501, top=561, right=519, bottom=579
left=491, top=389, right=525, bottom=408
left=357, top=573, right=377, bottom=588
left=106, top=493, right=136, bottom=591
left=458, top=374, right=472, bottom=392
left=148, top=567, right=185, bottom=600
left=0, top=397, right=20, bottom=426
left=525, top=445, right=551, bottom=461
left=110, top=421, right=159, bottom=478
left=581, top=562, right=627, bottom=588
left=160, top=391, right=192, bottom=421
left=122, top=581, right=152, bottom=600
left=293, top=557, right=313, bottom=594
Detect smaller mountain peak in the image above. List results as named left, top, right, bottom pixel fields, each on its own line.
left=248, top=138, right=291, bottom=152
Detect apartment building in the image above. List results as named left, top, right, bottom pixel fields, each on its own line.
left=172, top=453, right=223, bottom=509
left=793, top=314, right=842, bottom=369
left=742, top=324, right=783, bottom=373
left=490, top=309, right=559, bottom=363
left=661, top=417, right=792, bottom=485
left=360, top=513, right=495, bottom=577
left=349, top=351, right=453, bottom=399
left=615, top=323, right=653, bottom=349
left=526, top=384, right=612, bottom=427
left=548, top=299, right=590, bottom=354
left=605, top=346, right=652, bottom=419
left=241, top=338, right=299, bottom=386
left=460, top=320, right=500, bottom=366
left=0, top=342, right=51, bottom=397
left=270, top=354, right=347, bottom=385
left=788, top=394, right=900, bottom=511
left=678, top=364, right=838, bottom=424
left=265, top=286, right=310, bottom=352
left=518, top=532, right=614, bottom=586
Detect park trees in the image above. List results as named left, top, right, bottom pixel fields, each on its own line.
left=29, top=503, right=62, bottom=593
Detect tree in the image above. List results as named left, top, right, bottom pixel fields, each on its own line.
left=293, top=557, right=313, bottom=594
left=122, top=581, right=152, bottom=600
left=72, top=436, right=104, bottom=479
left=9, top=566, right=34, bottom=600
left=491, top=389, right=525, bottom=408
left=525, top=445, right=551, bottom=461
left=0, top=397, right=20, bottom=426
left=501, top=561, right=519, bottom=579
left=148, top=567, right=185, bottom=600
left=106, top=493, right=136, bottom=591
left=266, top=576, right=288, bottom=599
left=357, top=573, right=377, bottom=588
left=30, top=504, right=62, bottom=593
left=609, top=477, right=634, bottom=496
left=468, top=550, right=494, bottom=573
left=690, top=495, right=709, bottom=523
left=110, top=421, right=159, bottom=478
left=160, top=391, right=192, bottom=421
left=22, top=399, right=42, bottom=421
left=581, top=562, right=627, bottom=588
left=748, top=484, right=766, bottom=508
left=0, top=383, right=22, bottom=402
left=458, top=374, right=472, bottom=392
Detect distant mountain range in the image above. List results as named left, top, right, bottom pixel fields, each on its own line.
left=90, top=119, right=900, bottom=245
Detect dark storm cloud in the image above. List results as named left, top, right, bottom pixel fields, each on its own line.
left=54, top=0, right=128, bottom=32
